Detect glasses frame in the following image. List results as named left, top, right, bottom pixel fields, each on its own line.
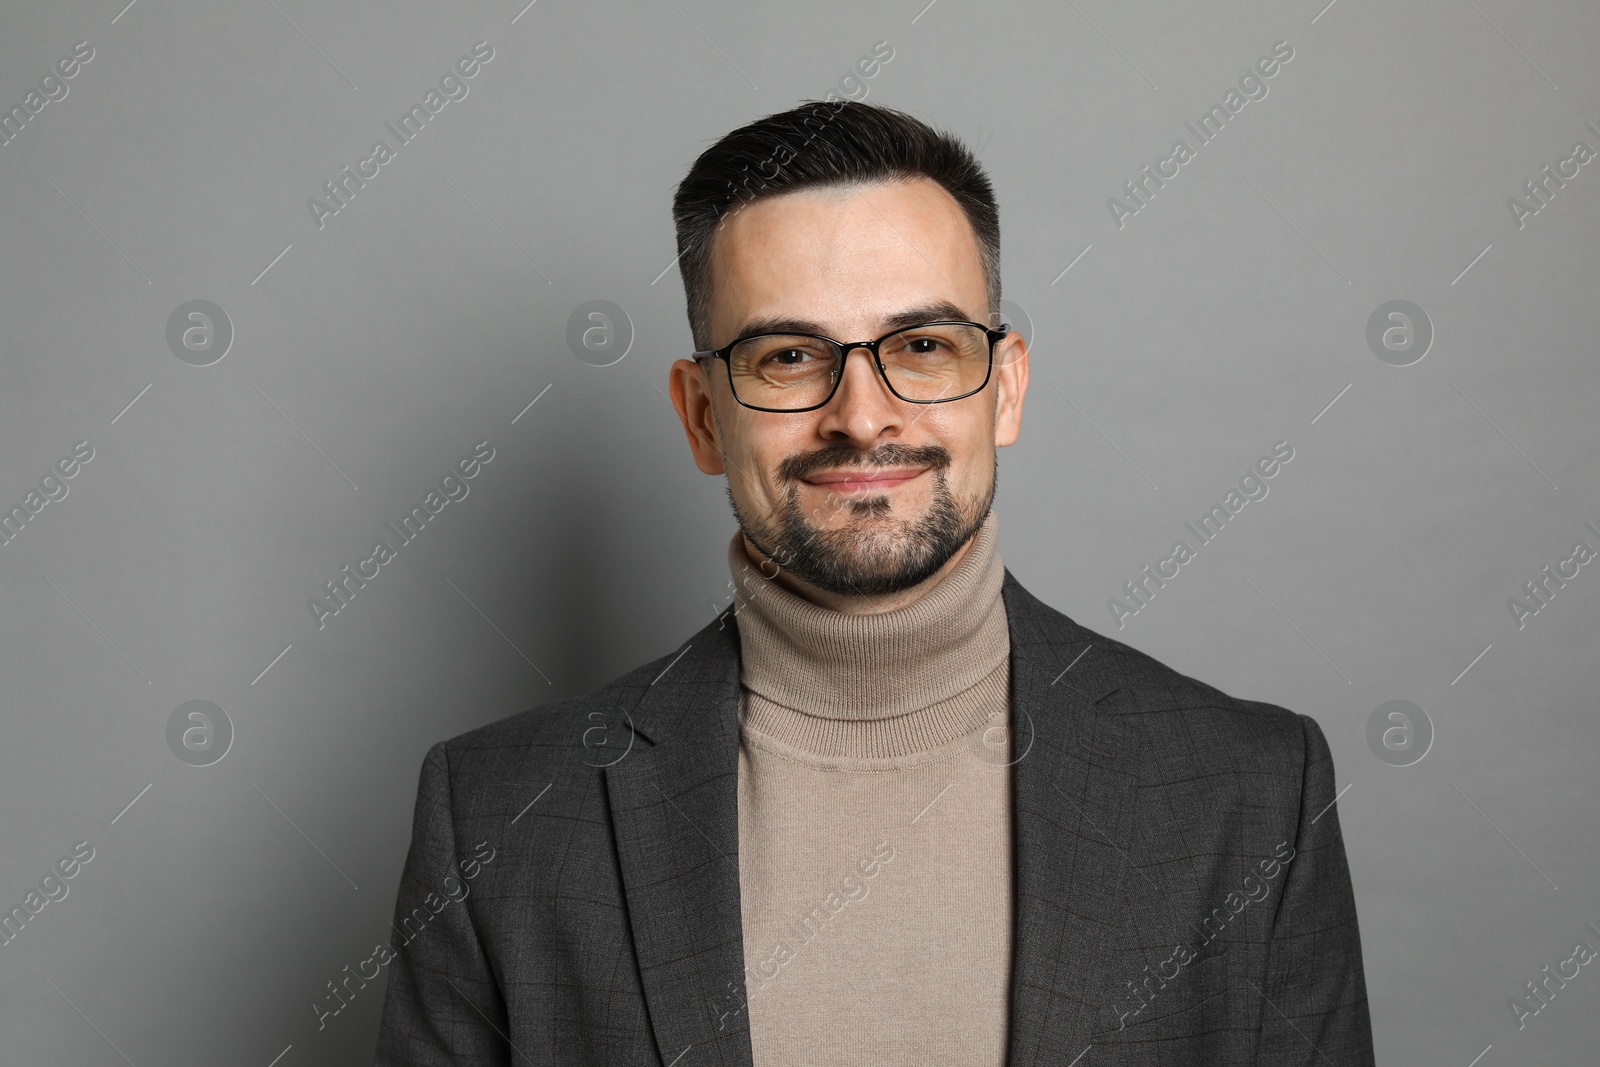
left=692, top=319, right=1011, bottom=413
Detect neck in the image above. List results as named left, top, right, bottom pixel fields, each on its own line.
left=739, top=523, right=982, bottom=616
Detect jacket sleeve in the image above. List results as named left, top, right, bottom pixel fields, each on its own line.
left=374, top=741, right=510, bottom=1066
left=1252, top=713, right=1376, bottom=1067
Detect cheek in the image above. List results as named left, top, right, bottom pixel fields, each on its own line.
left=928, top=413, right=993, bottom=489
left=728, top=417, right=804, bottom=501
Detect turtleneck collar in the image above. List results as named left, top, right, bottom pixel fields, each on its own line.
left=726, top=509, right=1008, bottom=723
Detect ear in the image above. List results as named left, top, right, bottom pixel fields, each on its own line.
left=991, top=332, right=1029, bottom=447
left=669, top=358, right=728, bottom=475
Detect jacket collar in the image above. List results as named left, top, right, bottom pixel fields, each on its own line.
left=604, top=568, right=1145, bottom=1065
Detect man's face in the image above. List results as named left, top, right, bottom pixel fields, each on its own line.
left=669, top=177, right=1028, bottom=601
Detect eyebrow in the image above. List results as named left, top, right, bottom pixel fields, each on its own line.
left=728, top=300, right=977, bottom=343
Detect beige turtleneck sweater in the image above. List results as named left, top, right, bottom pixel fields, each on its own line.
left=727, top=509, right=1014, bottom=1066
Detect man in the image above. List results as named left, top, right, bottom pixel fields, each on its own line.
left=374, top=101, right=1375, bottom=1066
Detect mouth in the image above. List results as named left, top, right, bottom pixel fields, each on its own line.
left=800, top=467, right=928, bottom=494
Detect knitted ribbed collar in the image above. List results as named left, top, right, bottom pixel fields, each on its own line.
left=726, top=509, right=1008, bottom=721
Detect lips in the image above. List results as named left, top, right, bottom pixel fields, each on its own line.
left=802, top=468, right=927, bottom=492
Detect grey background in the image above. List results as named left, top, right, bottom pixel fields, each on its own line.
left=1, top=0, right=1595, bottom=1063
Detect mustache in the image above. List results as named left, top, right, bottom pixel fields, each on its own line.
left=778, top=442, right=951, bottom=483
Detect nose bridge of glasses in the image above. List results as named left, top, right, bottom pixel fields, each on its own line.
left=836, top=338, right=882, bottom=361
left=832, top=338, right=893, bottom=390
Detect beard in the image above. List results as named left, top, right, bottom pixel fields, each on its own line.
left=729, top=442, right=996, bottom=598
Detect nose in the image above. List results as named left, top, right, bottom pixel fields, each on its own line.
left=814, top=343, right=904, bottom=446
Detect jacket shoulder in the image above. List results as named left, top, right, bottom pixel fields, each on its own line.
left=425, top=634, right=703, bottom=783
left=1006, top=571, right=1311, bottom=764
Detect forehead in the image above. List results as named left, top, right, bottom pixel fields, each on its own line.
left=705, top=177, right=987, bottom=343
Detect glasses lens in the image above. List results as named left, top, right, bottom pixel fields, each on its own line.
left=879, top=323, right=991, bottom=402
left=728, top=335, right=842, bottom=410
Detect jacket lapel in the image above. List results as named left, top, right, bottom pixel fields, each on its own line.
left=604, top=609, right=756, bottom=1067
left=1002, top=570, right=1146, bottom=1065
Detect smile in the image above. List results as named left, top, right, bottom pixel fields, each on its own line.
left=801, top=468, right=928, bottom=493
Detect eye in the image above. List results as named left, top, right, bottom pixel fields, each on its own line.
left=766, top=347, right=816, bottom=366
left=747, top=339, right=833, bottom=370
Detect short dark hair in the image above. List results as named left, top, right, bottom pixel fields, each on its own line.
left=671, top=100, right=1000, bottom=351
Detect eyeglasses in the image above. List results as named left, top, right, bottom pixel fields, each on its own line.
left=692, top=320, right=1010, bottom=413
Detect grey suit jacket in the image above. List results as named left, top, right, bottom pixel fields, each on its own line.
left=373, top=570, right=1375, bottom=1065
